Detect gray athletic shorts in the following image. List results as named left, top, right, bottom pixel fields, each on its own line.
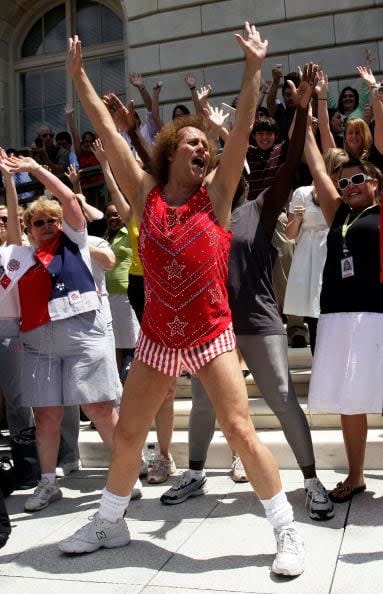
left=21, top=310, right=117, bottom=408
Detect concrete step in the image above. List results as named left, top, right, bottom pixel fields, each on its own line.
left=171, top=397, right=383, bottom=430
left=78, top=426, right=383, bottom=470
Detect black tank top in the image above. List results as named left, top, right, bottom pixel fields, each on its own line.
left=320, top=202, right=383, bottom=313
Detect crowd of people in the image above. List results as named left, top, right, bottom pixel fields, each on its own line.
left=1, top=22, right=383, bottom=579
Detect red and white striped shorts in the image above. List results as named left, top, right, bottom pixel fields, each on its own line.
left=134, top=324, right=236, bottom=377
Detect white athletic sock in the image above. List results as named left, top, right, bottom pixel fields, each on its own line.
left=41, top=473, right=56, bottom=484
left=98, top=488, right=131, bottom=523
left=260, top=490, right=294, bottom=531
left=188, top=469, right=205, bottom=480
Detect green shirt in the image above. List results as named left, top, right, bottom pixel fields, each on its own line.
left=105, top=226, right=132, bottom=294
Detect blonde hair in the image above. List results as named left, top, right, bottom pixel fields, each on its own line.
left=344, top=118, right=372, bottom=159
left=323, top=148, right=349, bottom=176
left=23, top=197, right=62, bottom=229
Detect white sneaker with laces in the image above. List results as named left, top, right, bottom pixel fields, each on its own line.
left=24, top=478, right=63, bottom=512
left=147, top=454, right=176, bottom=484
left=230, top=456, right=248, bottom=483
left=56, top=459, right=82, bottom=478
left=305, top=477, right=334, bottom=521
left=272, top=526, right=305, bottom=576
left=59, top=513, right=131, bottom=554
left=160, top=470, right=207, bottom=505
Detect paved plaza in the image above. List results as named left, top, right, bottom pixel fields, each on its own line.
left=1, top=467, right=383, bottom=594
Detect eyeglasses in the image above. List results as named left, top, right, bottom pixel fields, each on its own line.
left=0, top=215, right=7, bottom=223
left=338, top=173, right=372, bottom=191
left=40, top=133, right=54, bottom=138
left=32, top=217, right=59, bottom=228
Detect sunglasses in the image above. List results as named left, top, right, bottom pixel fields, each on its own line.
left=32, top=217, right=59, bottom=228
left=0, top=216, right=7, bottom=223
left=338, top=173, right=372, bottom=191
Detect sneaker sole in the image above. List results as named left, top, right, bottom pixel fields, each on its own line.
left=160, top=486, right=207, bottom=505
left=309, top=508, right=335, bottom=521
left=272, top=564, right=304, bottom=577
left=59, top=535, right=131, bottom=554
left=24, top=489, right=63, bottom=512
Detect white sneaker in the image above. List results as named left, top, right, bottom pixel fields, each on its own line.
left=59, top=513, right=130, bottom=554
left=24, top=479, right=63, bottom=512
left=147, top=454, right=177, bottom=484
left=230, top=456, right=248, bottom=483
left=131, top=478, right=143, bottom=500
left=305, top=477, right=334, bottom=521
left=272, top=526, right=305, bottom=576
left=56, top=459, right=82, bottom=478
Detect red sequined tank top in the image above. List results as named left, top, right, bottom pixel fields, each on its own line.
left=139, top=185, right=232, bottom=348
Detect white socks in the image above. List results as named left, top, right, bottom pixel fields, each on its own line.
left=260, top=490, right=294, bottom=531
left=188, top=469, right=205, bottom=480
left=99, top=488, right=131, bottom=523
left=41, top=473, right=56, bottom=484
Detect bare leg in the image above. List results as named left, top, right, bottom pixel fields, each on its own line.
left=82, top=401, right=119, bottom=451
left=340, top=413, right=367, bottom=486
left=34, top=406, right=64, bottom=474
left=106, top=359, right=175, bottom=495
left=155, top=379, right=176, bottom=457
left=197, top=350, right=282, bottom=499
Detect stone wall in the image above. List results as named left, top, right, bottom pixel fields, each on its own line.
left=122, top=0, right=383, bottom=119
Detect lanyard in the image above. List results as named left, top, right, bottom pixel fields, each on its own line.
left=341, top=204, right=376, bottom=255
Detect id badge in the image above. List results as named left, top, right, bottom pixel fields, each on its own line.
left=341, top=256, right=354, bottom=279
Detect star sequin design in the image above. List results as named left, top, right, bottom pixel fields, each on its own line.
left=206, top=230, right=219, bottom=247
left=167, top=316, right=188, bottom=337
left=208, top=286, right=222, bottom=304
left=166, top=210, right=180, bottom=228
left=165, top=258, right=186, bottom=280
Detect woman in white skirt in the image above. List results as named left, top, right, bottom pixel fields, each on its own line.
left=305, top=124, right=383, bottom=503
left=284, top=149, right=347, bottom=353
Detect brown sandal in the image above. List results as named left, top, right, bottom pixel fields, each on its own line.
left=329, top=481, right=366, bottom=503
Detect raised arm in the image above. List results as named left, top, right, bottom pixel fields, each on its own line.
left=315, top=69, right=336, bottom=152
left=103, top=94, right=153, bottom=171
left=4, top=155, right=85, bottom=230
left=65, top=104, right=82, bottom=157
left=207, top=23, right=267, bottom=227
left=267, top=66, right=282, bottom=117
left=0, top=149, right=22, bottom=245
left=372, top=89, right=383, bottom=154
left=151, top=82, right=164, bottom=131
left=304, top=127, right=342, bottom=227
left=91, top=139, right=131, bottom=225
left=67, top=36, right=152, bottom=220
left=129, top=72, right=152, bottom=112
left=261, top=63, right=318, bottom=236
left=185, top=73, right=202, bottom=114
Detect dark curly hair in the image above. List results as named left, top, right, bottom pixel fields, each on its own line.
left=150, top=115, right=217, bottom=187
left=338, top=86, right=359, bottom=115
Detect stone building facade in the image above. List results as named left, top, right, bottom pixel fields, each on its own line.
left=0, top=0, right=382, bottom=148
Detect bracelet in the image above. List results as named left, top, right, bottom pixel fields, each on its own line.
left=189, top=86, right=196, bottom=91
left=317, top=98, right=327, bottom=101
left=138, top=86, right=145, bottom=91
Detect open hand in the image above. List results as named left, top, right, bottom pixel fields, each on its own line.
left=64, top=164, right=80, bottom=185
left=129, top=72, right=144, bottom=88
left=196, top=85, right=212, bottom=109
left=235, top=22, right=268, bottom=66
left=314, top=69, right=328, bottom=99
left=288, top=63, right=319, bottom=110
left=185, top=73, right=197, bottom=89
left=103, top=94, right=136, bottom=133
left=2, top=154, right=40, bottom=174
left=90, top=138, right=107, bottom=165
left=66, top=36, right=83, bottom=78
left=356, top=66, right=376, bottom=88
